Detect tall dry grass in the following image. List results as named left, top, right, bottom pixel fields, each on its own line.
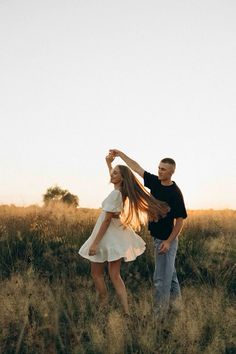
left=0, top=206, right=235, bottom=353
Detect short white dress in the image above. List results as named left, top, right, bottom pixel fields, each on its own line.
left=79, top=189, right=146, bottom=262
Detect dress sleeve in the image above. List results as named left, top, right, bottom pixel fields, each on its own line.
left=102, top=190, right=123, bottom=212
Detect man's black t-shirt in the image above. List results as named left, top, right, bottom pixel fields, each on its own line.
left=144, top=171, right=187, bottom=240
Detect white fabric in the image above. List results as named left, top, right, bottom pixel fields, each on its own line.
left=102, top=189, right=123, bottom=213
left=79, top=189, right=146, bottom=263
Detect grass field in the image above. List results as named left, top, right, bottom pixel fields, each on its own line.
left=0, top=205, right=235, bottom=354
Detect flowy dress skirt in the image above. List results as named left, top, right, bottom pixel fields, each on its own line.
left=79, top=211, right=146, bottom=263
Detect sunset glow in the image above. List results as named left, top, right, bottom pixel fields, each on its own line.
left=0, top=0, right=235, bottom=209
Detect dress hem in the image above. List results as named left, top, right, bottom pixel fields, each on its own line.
left=78, top=248, right=145, bottom=263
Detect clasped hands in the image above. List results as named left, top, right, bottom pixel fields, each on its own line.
left=106, top=149, right=121, bottom=163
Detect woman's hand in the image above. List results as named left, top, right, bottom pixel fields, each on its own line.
left=106, top=152, right=115, bottom=164
left=88, top=243, right=98, bottom=256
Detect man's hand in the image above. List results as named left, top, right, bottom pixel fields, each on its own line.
left=158, top=240, right=171, bottom=255
left=109, top=149, right=122, bottom=157
left=88, top=243, right=98, bottom=256
left=109, top=149, right=145, bottom=178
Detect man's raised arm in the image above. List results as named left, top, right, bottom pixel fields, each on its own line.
left=110, top=149, right=145, bottom=178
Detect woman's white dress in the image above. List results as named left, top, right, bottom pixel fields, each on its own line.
left=79, top=189, right=146, bottom=262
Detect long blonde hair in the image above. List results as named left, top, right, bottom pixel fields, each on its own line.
left=117, top=165, right=170, bottom=230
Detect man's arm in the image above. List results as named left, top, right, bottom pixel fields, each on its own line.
left=110, top=149, right=145, bottom=178
left=158, top=218, right=184, bottom=254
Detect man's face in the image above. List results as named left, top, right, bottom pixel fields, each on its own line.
left=158, top=162, right=175, bottom=181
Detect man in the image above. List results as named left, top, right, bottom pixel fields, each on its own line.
left=109, top=149, right=187, bottom=318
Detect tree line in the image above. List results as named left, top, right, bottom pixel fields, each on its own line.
left=43, top=186, right=79, bottom=207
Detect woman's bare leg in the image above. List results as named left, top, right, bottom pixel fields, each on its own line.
left=91, top=262, right=108, bottom=304
left=108, top=259, right=129, bottom=314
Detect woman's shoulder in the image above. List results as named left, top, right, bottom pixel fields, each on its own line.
left=102, top=189, right=123, bottom=212
left=111, top=189, right=122, bottom=196
left=107, top=189, right=122, bottom=200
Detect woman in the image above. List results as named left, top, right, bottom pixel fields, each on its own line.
left=79, top=153, right=170, bottom=315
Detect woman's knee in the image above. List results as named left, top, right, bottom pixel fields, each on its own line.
left=108, top=268, right=121, bottom=283
left=91, top=264, right=104, bottom=280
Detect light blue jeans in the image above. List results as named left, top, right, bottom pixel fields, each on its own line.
left=153, top=238, right=181, bottom=317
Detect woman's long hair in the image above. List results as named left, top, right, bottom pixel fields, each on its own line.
left=117, top=165, right=170, bottom=230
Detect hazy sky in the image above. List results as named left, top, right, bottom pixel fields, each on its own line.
left=0, top=0, right=235, bottom=209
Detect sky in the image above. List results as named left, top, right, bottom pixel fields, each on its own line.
left=0, top=0, right=235, bottom=210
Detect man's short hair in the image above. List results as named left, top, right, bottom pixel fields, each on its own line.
left=161, top=158, right=176, bottom=167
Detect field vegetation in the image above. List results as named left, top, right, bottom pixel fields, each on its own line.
left=0, top=205, right=235, bottom=354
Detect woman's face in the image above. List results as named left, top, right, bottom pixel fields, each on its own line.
left=110, top=166, right=122, bottom=186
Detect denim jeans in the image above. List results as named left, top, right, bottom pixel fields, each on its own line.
left=153, top=238, right=181, bottom=317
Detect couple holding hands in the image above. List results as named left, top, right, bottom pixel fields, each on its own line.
left=79, top=149, right=187, bottom=318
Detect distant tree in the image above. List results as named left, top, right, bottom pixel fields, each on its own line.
left=43, top=185, right=79, bottom=207
left=61, top=192, right=79, bottom=207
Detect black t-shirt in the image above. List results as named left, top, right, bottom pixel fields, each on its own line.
left=144, top=171, right=187, bottom=240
